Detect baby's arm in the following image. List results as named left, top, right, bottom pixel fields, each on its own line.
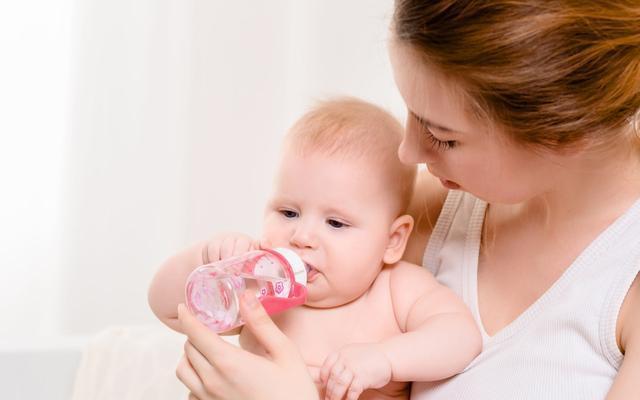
left=320, top=262, right=481, bottom=400
left=147, top=233, right=257, bottom=333
left=381, top=261, right=481, bottom=381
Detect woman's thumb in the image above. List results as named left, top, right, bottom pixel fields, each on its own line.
left=239, top=289, right=295, bottom=361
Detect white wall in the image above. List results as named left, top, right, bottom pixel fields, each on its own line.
left=1, top=0, right=404, bottom=338
left=0, top=0, right=73, bottom=337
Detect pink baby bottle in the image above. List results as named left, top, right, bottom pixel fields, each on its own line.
left=185, top=247, right=307, bottom=332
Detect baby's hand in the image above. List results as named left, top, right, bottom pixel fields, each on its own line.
left=203, top=232, right=264, bottom=263
left=319, top=343, right=393, bottom=400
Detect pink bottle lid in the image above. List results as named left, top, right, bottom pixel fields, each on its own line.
left=260, top=248, right=307, bottom=315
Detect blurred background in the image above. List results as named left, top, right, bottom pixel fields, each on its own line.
left=0, top=0, right=404, bottom=342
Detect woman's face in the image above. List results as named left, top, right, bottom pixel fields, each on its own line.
left=389, top=41, right=567, bottom=204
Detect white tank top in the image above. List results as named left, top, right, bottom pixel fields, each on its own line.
left=411, top=190, right=640, bottom=400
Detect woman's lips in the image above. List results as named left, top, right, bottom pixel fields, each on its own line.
left=439, top=178, right=460, bottom=189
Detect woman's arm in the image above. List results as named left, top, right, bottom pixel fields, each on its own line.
left=606, top=275, right=640, bottom=399
left=147, top=233, right=257, bottom=333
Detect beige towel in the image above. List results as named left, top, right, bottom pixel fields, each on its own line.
left=71, top=324, right=240, bottom=400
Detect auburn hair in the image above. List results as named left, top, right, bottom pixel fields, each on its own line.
left=393, top=0, right=640, bottom=149
left=284, top=97, right=417, bottom=214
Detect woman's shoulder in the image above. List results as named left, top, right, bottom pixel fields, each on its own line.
left=618, top=273, right=640, bottom=354
left=403, top=170, right=448, bottom=265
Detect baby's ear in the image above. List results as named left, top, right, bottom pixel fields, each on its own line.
left=383, top=214, right=414, bottom=265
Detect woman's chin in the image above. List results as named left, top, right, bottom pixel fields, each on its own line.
left=439, top=177, right=461, bottom=189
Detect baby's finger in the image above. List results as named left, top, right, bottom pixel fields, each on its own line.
left=346, top=378, right=365, bottom=400
left=232, top=235, right=252, bottom=256
left=326, top=365, right=352, bottom=400
left=219, top=236, right=236, bottom=259
left=250, top=239, right=261, bottom=251
left=319, top=352, right=339, bottom=385
left=258, top=238, right=272, bottom=250
left=307, top=365, right=321, bottom=383
left=307, top=365, right=323, bottom=391
left=205, top=240, right=222, bottom=264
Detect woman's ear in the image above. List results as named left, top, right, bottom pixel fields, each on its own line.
left=383, top=214, right=414, bottom=265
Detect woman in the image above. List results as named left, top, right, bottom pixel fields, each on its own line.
left=176, top=1, right=640, bottom=398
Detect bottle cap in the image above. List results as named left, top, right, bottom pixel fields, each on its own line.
left=273, top=247, right=307, bottom=287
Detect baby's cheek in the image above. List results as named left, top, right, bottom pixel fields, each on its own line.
left=260, top=222, right=286, bottom=246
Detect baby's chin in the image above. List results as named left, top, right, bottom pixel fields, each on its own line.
left=302, top=288, right=364, bottom=309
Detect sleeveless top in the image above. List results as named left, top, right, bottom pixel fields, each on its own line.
left=411, top=190, right=640, bottom=400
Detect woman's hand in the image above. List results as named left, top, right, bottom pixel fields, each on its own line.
left=176, top=290, right=319, bottom=400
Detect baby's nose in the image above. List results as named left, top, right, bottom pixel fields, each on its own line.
left=289, top=224, right=317, bottom=249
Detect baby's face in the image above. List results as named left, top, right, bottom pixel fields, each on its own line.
left=262, top=151, right=399, bottom=308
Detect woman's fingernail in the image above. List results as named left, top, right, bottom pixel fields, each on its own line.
left=243, top=290, right=258, bottom=308
left=178, top=303, right=184, bottom=316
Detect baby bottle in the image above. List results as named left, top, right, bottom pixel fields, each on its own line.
left=185, top=247, right=307, bottom=332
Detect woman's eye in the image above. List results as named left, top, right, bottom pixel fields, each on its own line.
left=412, top=112, right=457, bottom=150
left=327, top=219, right=347, bottom=228
left=280, top=210, right=298, bottom=218
left=424, top=128, right=457, bottom=150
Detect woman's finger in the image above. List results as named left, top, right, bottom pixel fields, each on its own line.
left=178, top=303, right=239, bottom=363
left=176, top=354, right=209, bottom=399
left=237, top=289, right=296, bottom=362
left=184, top=340, right=218, bottom=379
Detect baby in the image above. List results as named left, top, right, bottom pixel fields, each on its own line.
left=148, top=98, right=481, bottom=400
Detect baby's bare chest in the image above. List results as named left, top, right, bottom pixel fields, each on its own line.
left=241, top=290, right=401, bottom=366
left=239, top=278, right=410, bottom=399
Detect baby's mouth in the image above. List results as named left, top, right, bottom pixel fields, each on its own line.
left=304, top=262, right=319, bottom=282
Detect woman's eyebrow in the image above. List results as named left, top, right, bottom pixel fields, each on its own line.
left=409, top=110, right=462, bottom=134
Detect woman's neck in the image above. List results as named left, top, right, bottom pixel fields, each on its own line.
left=510, top=146, right=640, bottom=231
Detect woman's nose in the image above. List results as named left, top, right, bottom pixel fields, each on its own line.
left=398, top=130, right=437, bottom=166
left=398, top=136, right=436, bottom=165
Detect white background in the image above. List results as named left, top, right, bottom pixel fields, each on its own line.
left=0, top=0, right=405, bottom=339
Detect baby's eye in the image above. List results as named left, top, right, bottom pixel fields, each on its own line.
left=327, top=219, right=347, bottom=229
left=279, top=209, right=298, bottom=219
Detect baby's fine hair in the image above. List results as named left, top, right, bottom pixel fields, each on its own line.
left=393, top=0, right=640, bottom=150
left=284, top=97, right=417, bottom=215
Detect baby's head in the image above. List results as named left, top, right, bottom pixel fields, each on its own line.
left=262, top=97, right=417, bottom=308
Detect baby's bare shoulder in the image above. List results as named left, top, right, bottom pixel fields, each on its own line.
left=387, top=260, right=440, bottom=288
left=384, top=261, right=462, bottom=329
left=368, top=261, right=442, bottom=302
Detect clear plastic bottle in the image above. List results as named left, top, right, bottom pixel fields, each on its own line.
left=185, top=247, right=307, bottom=332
